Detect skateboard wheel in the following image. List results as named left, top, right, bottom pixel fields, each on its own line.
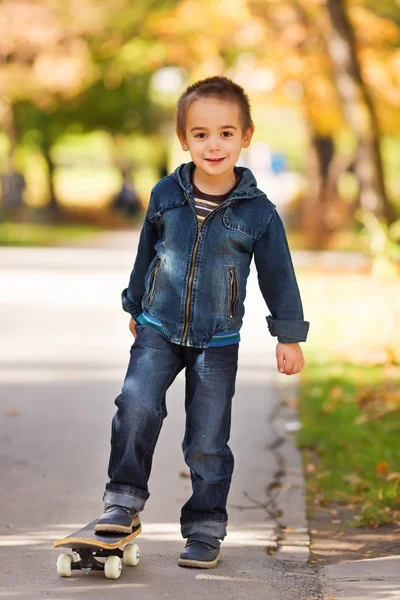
left=56, top=553, right=73, bottom=577
left=123, top=543, right=140, bottom=566
left=104, top=555, right=122, bottom=579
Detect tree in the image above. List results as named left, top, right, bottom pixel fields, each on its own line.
left=325, top=0, right=393, bottom=222
left=1, top=0, right=174, bottom=210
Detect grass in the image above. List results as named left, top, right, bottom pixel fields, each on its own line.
left=297, top=269, right=400, bottom=527
left=297, top=360, right=400, bottom=527
left=0, top=221, right=106, bottom=247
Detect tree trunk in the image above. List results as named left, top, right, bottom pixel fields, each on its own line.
left=325, top=0, right=393, bottom=222
left=43, top=146, right=59, bottom=212
left=300, top=133, right=336, bottom=249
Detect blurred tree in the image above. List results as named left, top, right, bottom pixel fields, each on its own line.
left=1, top=0, right=399, bottom=238
left=247, top=0, right=400, bottom=247
left=0, top=0, right=174, bottom=211
left=325, top=0, right=393, bottom=222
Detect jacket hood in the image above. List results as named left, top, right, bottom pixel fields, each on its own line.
left=170, top=161, right=265, bottom=200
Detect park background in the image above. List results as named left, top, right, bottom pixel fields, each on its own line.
left=1, top=0, right=400, bottom=557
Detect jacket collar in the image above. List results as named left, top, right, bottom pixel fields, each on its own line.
left=170, top=162, right=264, bottom=201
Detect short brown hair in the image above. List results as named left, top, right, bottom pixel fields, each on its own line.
left=176, top=76, right=254, bottom=137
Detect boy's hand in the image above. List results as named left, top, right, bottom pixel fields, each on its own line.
left=276, top=342, right=305, bottom=375
left=129, top=318, right=138, bottom=338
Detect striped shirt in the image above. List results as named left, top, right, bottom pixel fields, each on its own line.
left=137, top=174, right=241, bottom=347
left=192, top=175, right=239, bottom=222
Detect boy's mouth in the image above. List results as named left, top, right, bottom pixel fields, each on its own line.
left=205, top=158, right=225, bottom=164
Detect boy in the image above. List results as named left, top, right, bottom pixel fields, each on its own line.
left=95, top=76, right=309, bottom=569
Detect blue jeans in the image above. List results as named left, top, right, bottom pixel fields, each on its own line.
left=103, top=323, right=239, bottom=540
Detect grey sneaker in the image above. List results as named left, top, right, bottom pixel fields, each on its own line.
left=94, top=505, right=141, bottom=534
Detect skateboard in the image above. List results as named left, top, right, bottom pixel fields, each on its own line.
left=54, top=520, right=141, bottom=579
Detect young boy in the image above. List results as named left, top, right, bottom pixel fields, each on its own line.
left=95, top=76, right=309, bottom=569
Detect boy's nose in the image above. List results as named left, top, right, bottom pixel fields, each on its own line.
left=207, top=137, right=220, bottom=151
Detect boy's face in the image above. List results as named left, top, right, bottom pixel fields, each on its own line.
left=177, top=97, right=253, bottom=182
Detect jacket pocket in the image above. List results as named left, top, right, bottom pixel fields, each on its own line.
left=227, top=267, right=238, bottom=318
left=146, top=258, right=162, bottom=304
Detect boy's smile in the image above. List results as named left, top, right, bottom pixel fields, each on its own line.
left=178, top=97, right=253, bottom=193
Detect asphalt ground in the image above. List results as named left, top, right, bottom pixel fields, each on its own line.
left=0, top=242, right=320, bottom=599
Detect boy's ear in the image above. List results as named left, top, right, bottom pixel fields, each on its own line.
left=177, top=131, right=189, bottom=151
left=242, top=126, right=254, bottom=149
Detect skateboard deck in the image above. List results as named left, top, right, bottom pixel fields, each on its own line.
left=54, top=520, right=142, bottom=579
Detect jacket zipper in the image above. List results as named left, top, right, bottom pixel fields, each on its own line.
left=228, top=267, right=238, bottom=318
left=182, top=192, right=232, bottom=345
left=146, top=259, right=161, bottom=304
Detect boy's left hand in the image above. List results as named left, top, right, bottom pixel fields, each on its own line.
left=276, top=342, right=305, bottom=375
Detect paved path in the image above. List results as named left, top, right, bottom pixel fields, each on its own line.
left=0, top=238, right=319, bottom=599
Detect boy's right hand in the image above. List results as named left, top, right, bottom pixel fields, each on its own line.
left=129, top=318, right=138, bottom=338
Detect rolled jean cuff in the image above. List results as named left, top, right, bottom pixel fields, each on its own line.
left=266, top=316, right=310, bottom=343
left=103, top=487, right=148, bottom=512
left=181, top=520, right=227, bottom=540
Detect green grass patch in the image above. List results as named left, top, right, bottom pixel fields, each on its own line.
left=298, top=360, right=400, bottom=527
left=0, top=222, right=106, bottom=247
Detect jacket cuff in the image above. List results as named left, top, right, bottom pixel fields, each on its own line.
left=121, top=289, right=141, bottom=321
left=266, top=316, right=310, bottom=343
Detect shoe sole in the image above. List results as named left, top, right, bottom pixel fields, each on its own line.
left=178, top=552, right=221, bottom=569
left=94, top=516, right=141, bottom=534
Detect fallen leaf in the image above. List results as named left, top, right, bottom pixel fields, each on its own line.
left=375, top=461, right=390, bottom=477
left=179, top=471, right=190, bottom=478
left=283, top=394, right=298, bottom=408
left=3, top=409, right=21, bottom=418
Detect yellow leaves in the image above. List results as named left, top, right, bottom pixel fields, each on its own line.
left=354, top=381, right=400, bottom=424
left=159, top=0, right=250, bottom=35
left=33, top=48, right=95, bottom=96
left=351, top=5, right=400, bottom=46
left=374, top=462, right=400, bottom=485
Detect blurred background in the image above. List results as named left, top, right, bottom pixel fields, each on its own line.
left=1, top=0, right=399, bottom=529
left=1, top=0, right=400, bottom=253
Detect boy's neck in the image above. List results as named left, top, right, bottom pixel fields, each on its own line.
left=192, top=167, right=237, bottom=196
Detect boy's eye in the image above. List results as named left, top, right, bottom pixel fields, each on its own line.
left=194, top=132, right=234, bottom=139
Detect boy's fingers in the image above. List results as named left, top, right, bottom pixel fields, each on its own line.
left=284, top=359, right=294, bottom=374
left=129, top=319, right=137, bottom=337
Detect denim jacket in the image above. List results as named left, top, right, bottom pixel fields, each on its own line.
left=122, top=161, right=309, bottom=349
